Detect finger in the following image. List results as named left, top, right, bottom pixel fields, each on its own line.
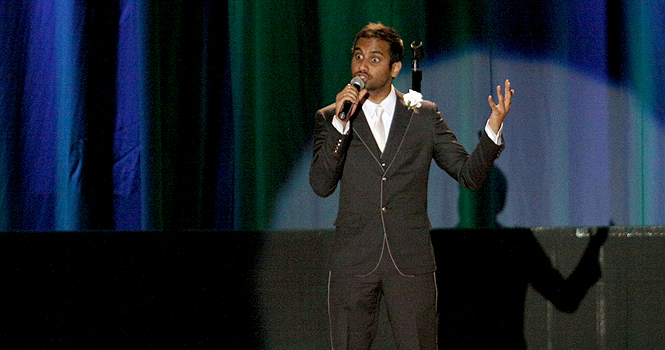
left=358, top=89, right=369, bottom=103
left=335, top=97, right=352, bottom=117
left=349, top=102, right=358, bottom=117
left=488, top=95, right=497, bottom=109
left=344, top=85, right=359, bottom=100
left=496, top=85, right=504, bottom=104
left=505, top=80, right=513, bottom=98
left=506, top=89, right=514, bottom=109
left=339, top=84, right=358, bottom=98
left=349, top=89, right=369, bottom=117
left=337, top=89, right=358, bottom=107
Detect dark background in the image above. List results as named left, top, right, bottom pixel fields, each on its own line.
left=3, top=228, right=664, bottom=348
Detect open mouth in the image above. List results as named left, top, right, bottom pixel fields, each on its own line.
left=353, top=73, right=369, bottom=82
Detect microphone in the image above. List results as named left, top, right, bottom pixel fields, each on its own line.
left=338, top=76, right=365, bottom=120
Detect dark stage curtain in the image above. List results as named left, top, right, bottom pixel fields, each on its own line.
left=1, top=0, right=234, bottom=230
left=1, top=0, right=664, bottom=231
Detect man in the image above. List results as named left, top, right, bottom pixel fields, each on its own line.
left=309, top=23, right=514, bottom=349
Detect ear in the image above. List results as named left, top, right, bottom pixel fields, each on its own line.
left=391, top=61, right=402, bottom=78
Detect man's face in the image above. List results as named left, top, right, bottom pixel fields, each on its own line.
left=351, top=37, right=401, bottom=93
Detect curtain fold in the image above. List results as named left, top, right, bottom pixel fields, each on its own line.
left=146, top=0, right=233, bottom=230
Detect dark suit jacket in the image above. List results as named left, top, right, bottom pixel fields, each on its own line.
left=310, top=89, right=504, bottom=276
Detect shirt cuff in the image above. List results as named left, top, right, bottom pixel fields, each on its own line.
left=332, top=115, right=350, bottom=135
left=485, top=120, right=503, bottom=145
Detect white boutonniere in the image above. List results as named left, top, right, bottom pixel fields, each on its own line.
left=403, top=89, right=423, bottom=110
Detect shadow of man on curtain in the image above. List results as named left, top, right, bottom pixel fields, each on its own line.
left=434, top=156, right=608, bottom=348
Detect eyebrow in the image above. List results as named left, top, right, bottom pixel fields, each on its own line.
left=353, top=47, right=386, bottom=56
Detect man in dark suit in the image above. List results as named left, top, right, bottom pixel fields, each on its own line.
left=309, top=23, right=514, bottom=349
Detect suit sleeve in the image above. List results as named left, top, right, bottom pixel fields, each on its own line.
left=309, top=108, right=350, bottom=198
left=429, top=103, right=505, bottom=191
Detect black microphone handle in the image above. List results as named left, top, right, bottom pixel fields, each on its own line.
left=338, top=100, right=353, bottom=120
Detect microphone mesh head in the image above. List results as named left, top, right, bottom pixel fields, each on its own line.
left=350, top=76, right=365, bottom=90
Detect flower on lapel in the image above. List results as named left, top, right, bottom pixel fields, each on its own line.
left=403, top=89, right=423, bottom=110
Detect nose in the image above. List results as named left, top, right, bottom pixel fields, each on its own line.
left=357, top=57, right=369, bottom=72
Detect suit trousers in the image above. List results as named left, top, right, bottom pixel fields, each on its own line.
left=328, top=253, right=438, bottom=350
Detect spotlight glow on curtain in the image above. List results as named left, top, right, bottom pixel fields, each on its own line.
left=270, top=0, right=665, bottom=230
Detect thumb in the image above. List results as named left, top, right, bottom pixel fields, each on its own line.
left=350, top=89, right=370, bottom=116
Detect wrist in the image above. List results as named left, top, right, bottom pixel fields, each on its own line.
left=488, top=116, right=503, bottom=134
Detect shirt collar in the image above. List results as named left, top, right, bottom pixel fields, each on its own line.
left=362, top=85, right=397, bottom=121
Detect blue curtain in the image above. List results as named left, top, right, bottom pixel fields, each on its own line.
left=1, top=0, right=234, bottom=230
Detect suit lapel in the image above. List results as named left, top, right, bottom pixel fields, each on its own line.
left=352, top=109, right=383, bottom=158
left=381, top=91, right=412, bottom=161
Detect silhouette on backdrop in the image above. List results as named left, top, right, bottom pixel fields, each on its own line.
left=433, top=156, right=608, bottom=348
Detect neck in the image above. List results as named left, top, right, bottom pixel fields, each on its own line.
left=367, top=84, right=392, bottom=104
